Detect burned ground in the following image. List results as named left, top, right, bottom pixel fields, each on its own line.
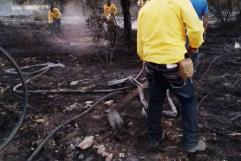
left=0, top=16, right=241, bottom=161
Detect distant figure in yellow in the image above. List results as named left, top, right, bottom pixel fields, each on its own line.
left=48, top=5, right=61, bottom=35
left=103, top=0, right=118, bottom=21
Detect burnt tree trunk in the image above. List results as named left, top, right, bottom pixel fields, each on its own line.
left=120, top=0, right=132, bottom=46
left=59, top=0, right=65, bottom=13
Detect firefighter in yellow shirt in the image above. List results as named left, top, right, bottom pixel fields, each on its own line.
left=48, top=5, right=61, bottom=35
left=102, top=0, right=118, bottom=34
left=137, top=0, right=206, bottom=152
left=103, top=0, right=118, bottom=21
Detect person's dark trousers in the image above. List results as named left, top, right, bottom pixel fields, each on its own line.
left=49, top=23, right=54, bottom=35
left=145, top=62, right=199, bottom=149
left=54, top=19, right=61, bottom=35
left=49, top=19, right=61, bottom=36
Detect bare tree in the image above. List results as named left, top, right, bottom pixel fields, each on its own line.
left=209, top=0, right=240, bottom=23
left=120, top=0, right=132, bottom=46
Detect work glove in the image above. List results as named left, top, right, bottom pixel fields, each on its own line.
left=187, top=46, right=199, bottom=54
left=107, top=109, right=123, bottom=129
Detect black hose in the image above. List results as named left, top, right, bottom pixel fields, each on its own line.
left=27, top=91, right=123, bottom=161
left=0, top=47, right=28, bottom=151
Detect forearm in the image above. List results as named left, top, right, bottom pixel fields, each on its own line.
left=180, top=0, right=204, bottom=48
left=137, top=29, right=144, bottom=61
left=203, top=14, right=208, bottom=32
left=48, top=18, right=53, bottom=24
left=137, top=35, right=144, bottom=61
left=137, top=14, right=144, bottom=61
left=188, top=27, right=204, bottom=48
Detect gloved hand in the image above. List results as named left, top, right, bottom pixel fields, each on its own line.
left=107, top=109, right=123, bottom=129
left=106, top=14, right=111, bottom=21
left=187, top=46, right=199, bottom=54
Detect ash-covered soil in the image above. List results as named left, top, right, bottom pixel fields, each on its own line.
left=0, top=16, right=241, bottom=161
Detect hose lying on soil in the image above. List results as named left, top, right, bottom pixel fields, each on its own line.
left=3, top=59, right=177, bottom=160
left=25, top=68, right=177, bottom=160
left=5, top=62, right=133, bottom=94
left=7, top=61, right=176, bottom=118
left=4, top=62, right=60, bottom=76
left=26, top=91, right=124, bottom=161
left=2, top=61, right=135, bottom=159
left=0, top=47, right=28, bottom=151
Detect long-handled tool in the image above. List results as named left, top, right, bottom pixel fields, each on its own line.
left=107, top=70, right=178, bottom=129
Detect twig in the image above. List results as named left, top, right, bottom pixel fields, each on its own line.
left=96, top=53, right=105, bottom=65
left=197, top=95, right=209, bottom=110
left=231, top=78, right=241, bottom=88
left=224, top=113, right=241, bottom=124
left=202, top=57, right=219, bottom=78
left=199, top=122, right=241, bottom=137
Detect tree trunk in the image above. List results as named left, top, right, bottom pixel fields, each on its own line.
left=120, top=0, right=132, bottom=46
left=59, top=0, right=65, bottom=13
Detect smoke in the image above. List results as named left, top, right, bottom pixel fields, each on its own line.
left=0, top=1, right=110, bottom=48
left=0, top=1, right=47, bottom=17
left=0, top=1, right=12, bottom=16
left=62, top=2, right=87, bottom=25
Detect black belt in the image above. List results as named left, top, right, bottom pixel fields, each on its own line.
left=146, top=62, right=178, bottom=70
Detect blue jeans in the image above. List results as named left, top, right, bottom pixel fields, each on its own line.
left=145, top=62, right=199, bottom=149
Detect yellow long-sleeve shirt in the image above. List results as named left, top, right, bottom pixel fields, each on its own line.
left=103, top=3, right=118, bottom=16
left=137, top=0, right=204, bottom=64
left=48, top=8, right=61, bottom=24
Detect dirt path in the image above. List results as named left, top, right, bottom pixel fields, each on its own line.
left=49, top=16, right=110, bottom=51
left=0, top=16, right=241, bottom=161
